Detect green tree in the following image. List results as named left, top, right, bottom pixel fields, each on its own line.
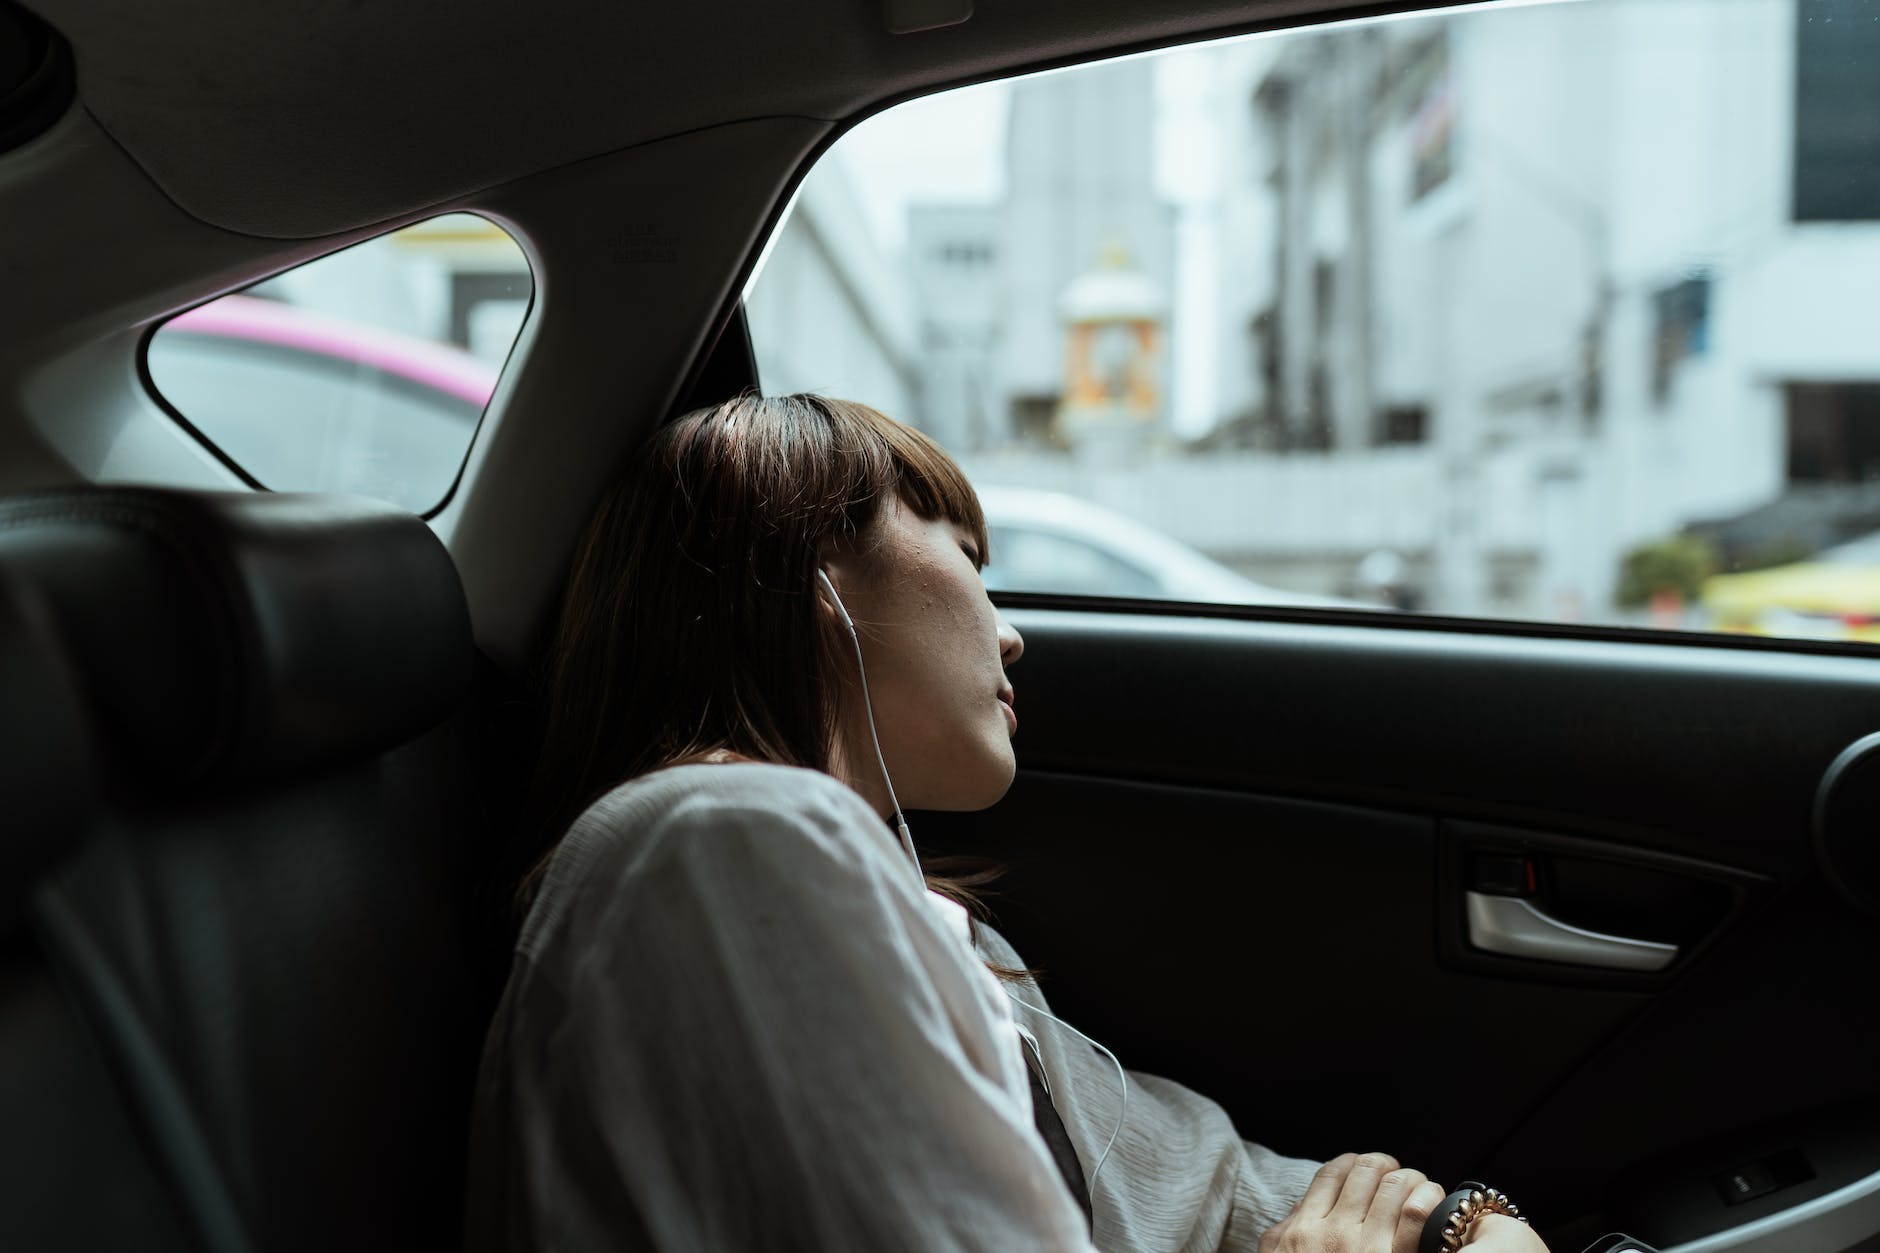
left=1616, top=534, right=1717, bottom=609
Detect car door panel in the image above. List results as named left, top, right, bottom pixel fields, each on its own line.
left=917, top=603, right=1880, bottom=1245
left=970, top=605, right=1880, bottom=876
left=927, top=771, right=1654, bottom=1175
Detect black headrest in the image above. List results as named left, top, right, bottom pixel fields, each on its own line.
left=0, top=571, right=92, bottom=895
left=0, top=488, right=472, bottom=792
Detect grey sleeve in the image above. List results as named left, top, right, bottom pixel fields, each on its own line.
left=523, top=786, right=1098, bottom=1253
left=1221, top=1137, right=1320, bottom=1250
left=974, top=922, right=1319, bottom=1252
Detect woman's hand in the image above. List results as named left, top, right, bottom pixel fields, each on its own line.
left=1463, top=1214, right=1551, bottom=1252
left=1258, top=1152, right=1449, bottom=1253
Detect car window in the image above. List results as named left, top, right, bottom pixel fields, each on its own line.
left=145, top=213, right=531, bottom=514
left=745, top=0, right=1880, bottom=645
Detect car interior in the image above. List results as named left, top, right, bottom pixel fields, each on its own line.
left=3, top=0, right=1879, bottom=1250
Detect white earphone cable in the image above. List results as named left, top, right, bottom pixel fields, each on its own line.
left=1008, top=992, right=1130, bottom=1191
left=847, top=621, right=923, bottom=885
left=817, top=569, right=921, bottom=887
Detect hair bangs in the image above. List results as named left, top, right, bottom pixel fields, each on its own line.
left=820, top=397, right=988, bottom=563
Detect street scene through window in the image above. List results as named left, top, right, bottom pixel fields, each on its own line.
left=745, top=0, right=1880, bottom=642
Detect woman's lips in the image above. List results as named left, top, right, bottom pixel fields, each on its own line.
left=997, top=691, right=1017, bottom=734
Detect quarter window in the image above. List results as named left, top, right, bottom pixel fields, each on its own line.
left=145, top=213, right=531, bottom=514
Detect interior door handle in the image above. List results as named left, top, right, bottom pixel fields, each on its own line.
left=1465, top=891, right=1678, bottom=972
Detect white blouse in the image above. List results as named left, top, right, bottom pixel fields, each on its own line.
left=466, top=761, right=1318, bottom=1252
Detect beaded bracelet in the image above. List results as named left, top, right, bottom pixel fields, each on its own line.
left=1436, top=1173, right=1526, bottom=1241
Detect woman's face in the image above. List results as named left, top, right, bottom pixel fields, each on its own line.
left=822, top=496, right=1025, bottom=815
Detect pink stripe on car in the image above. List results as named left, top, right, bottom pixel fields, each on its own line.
left=166, top=294, right=500, bottom=407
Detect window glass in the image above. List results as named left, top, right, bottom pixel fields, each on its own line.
left=984, top=526, right=1162, bottom=599
left=745, top=0, right=1880, bottom=645
left=146, top=213, right=530, bottom=514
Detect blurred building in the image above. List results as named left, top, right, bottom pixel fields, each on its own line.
left=996, top=60, right=1176, bottom=447
left=746, top=158, right=920, bottom=420
left=907, top=205, right=1000, bottom=450
left=903, top=60, right=1176, bottom=452
left=1210, top=0, right=1880, bottom=618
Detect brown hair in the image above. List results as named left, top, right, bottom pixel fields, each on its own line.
left=519, top=393, right=999, bottom=915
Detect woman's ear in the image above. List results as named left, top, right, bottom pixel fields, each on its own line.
left=815, top=566, right=854, bottom=629
left=816, top=542, right=861, bottom=605
left=818, top=523, right=879, bottom=631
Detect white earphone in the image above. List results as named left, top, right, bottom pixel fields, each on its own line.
left=815, top=564, right=1129, bottom=1192
left=817, top=567, right=921, bottom=885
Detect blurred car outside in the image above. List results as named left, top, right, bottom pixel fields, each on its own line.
left=1703, top=529, right=1880, bottom=643
left=147, top=294, right=499, bottom=512
left=976, top=485, right=1372, bottom=609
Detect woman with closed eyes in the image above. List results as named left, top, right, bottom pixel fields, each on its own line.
left=466, top=392, right=1549, bottom=1253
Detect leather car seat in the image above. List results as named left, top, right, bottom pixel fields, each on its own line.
left=0, top=487, right=492, bottom=1253
left=0, top=569, right=205, bottom=1250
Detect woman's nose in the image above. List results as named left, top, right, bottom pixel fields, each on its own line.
left=998, top=614, right=1024, bottom=667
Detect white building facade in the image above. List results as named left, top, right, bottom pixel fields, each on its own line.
left=1190, top=0, right=1880, bottom=618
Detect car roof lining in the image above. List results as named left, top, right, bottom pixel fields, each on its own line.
left=33, top=0, right=1470, bottom=239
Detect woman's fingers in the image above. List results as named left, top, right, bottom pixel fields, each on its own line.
left=1285, top=1152, right=1448, bottom=1253
left=1364, top=1167, right=1424, bottom=1226
left=1327, top=1152, right=1401, bottom=1222
left=1298, top=1152, right=1360, bottom=1220
left=1257, top=1204, right=1299, bottom=1253
left=1390, top=1179, right=1448, bottom=1253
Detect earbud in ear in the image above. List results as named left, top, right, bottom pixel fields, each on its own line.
left=816, top=567, right=856, bottom=630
